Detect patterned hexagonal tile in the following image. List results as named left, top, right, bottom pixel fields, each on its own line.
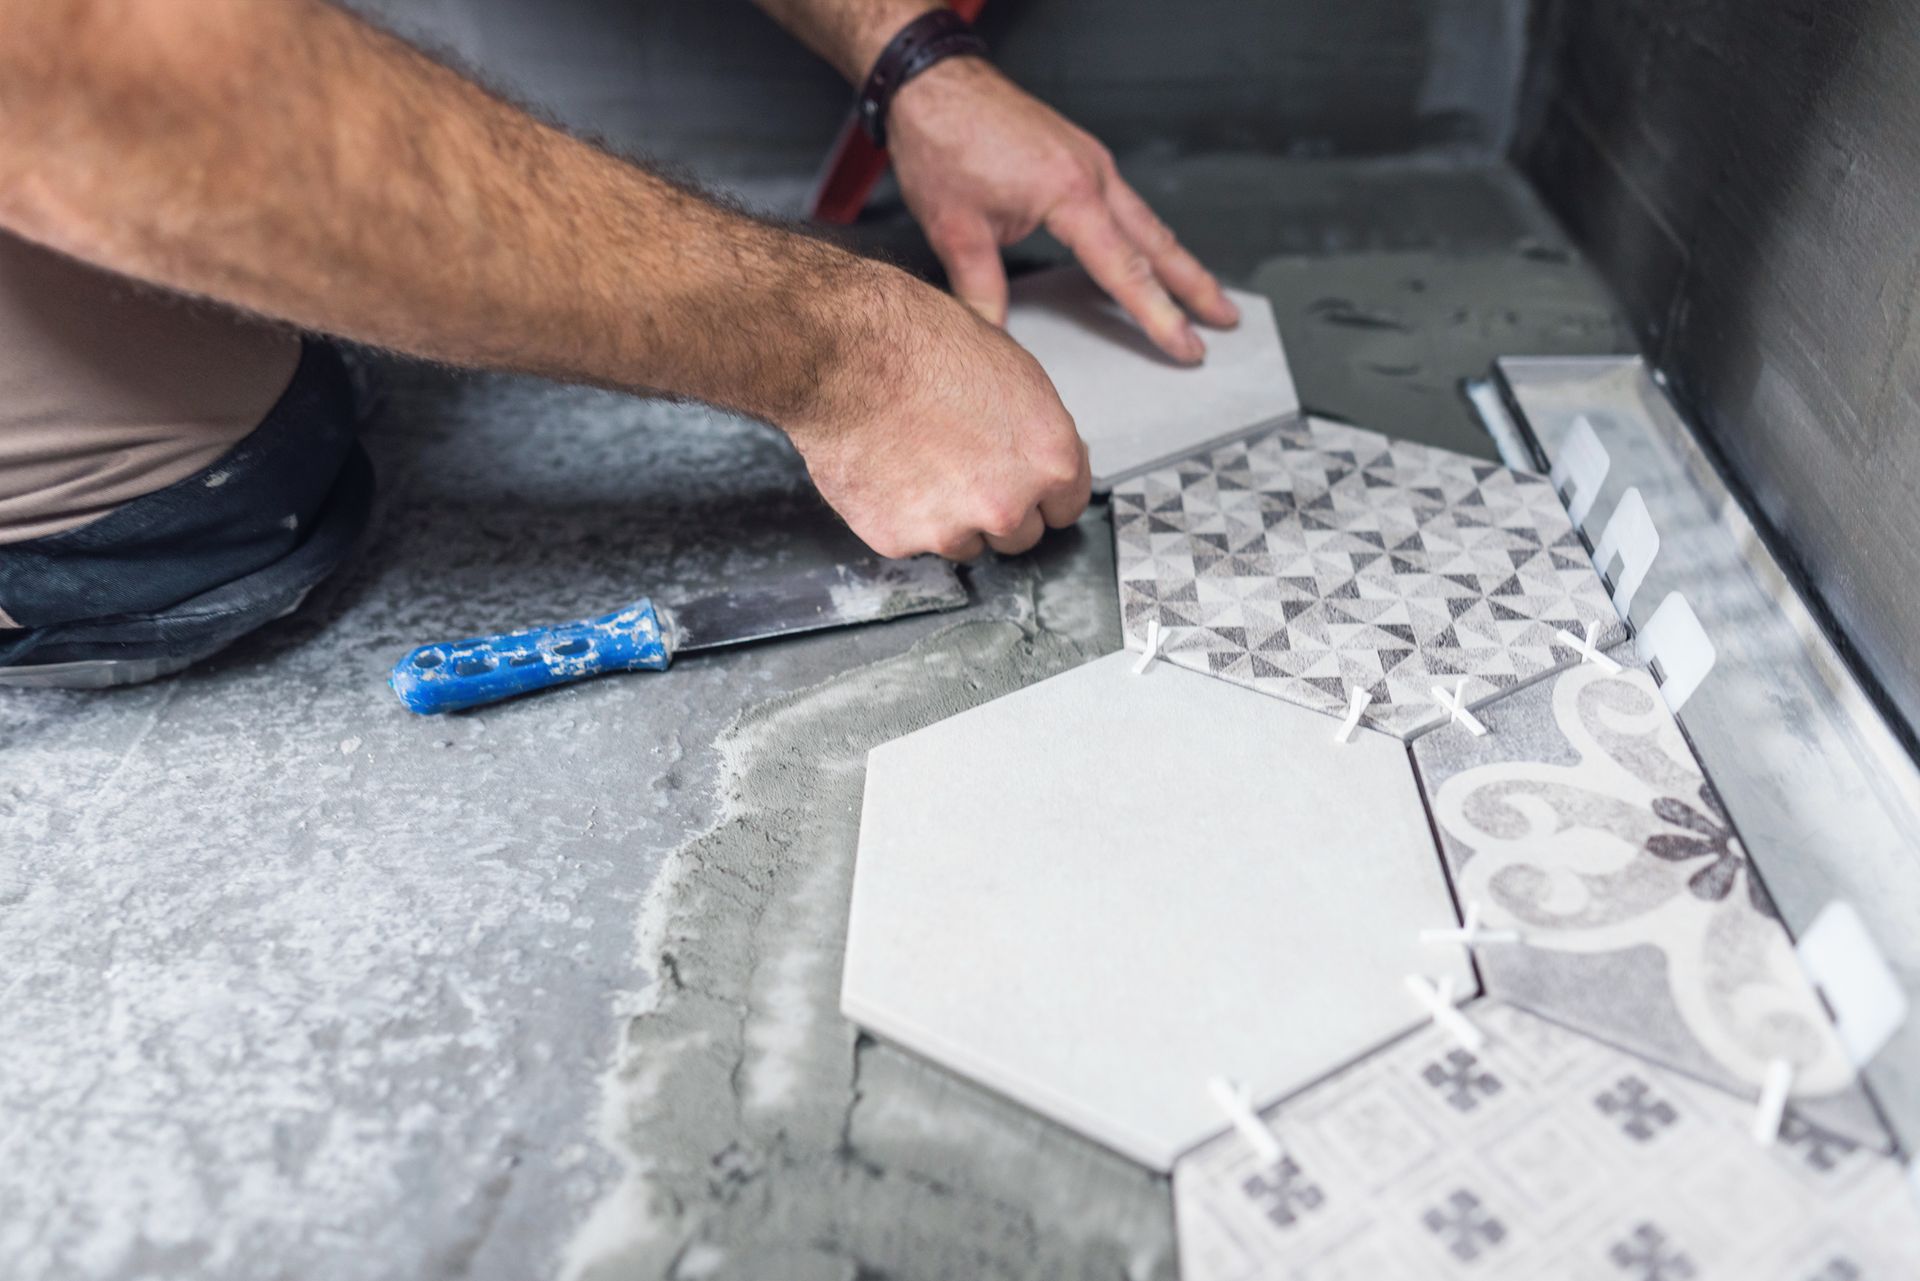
left=1411, top=655, right=1885, bottom=1146
left=1112, top=416, right=1625, bottom=738
left=1173, top=1002, right=1920, bottom=1281
left=840, top=650, right=1473, bottom=1171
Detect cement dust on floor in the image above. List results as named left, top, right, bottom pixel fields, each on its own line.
left=0, top=155, right=1632, bottom=1281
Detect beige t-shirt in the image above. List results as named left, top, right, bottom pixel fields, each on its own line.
left=0, top=231, right=301, bottom=550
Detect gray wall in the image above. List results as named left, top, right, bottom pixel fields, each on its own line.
left=355, top=0, right=1525, bottom=168
left=1515, top=2, right=1920, bottom=739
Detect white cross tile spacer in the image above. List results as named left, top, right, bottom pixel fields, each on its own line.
left=1333, top=685, right=1373, bottom=743
left=1429, top=678, right=1488, bottom=736
left=1404, top=974, right=1486, bottom=1051
left=1132, top=618, right=1163, bottom=675
left=1752, top=1059, right=1793, bottom=1146
left=1420, top=901, right=1523, bottom=950
left=1207, top=1075, right=1284, bottom=1167
left=1554, top=618, right=1623, bottom=673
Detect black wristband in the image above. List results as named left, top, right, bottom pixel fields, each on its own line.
left=856, top=9, right=988, bottom=149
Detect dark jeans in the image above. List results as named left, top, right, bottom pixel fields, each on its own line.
left=0, top=340, right=373, bottom=670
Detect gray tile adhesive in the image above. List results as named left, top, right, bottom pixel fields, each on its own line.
left=567, top=622, right=1184, bottom=1281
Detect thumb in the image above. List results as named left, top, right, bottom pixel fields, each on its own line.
left=932, top=218, right=1010, bottom=326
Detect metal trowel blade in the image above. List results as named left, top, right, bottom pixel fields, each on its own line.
left=664, top=555, right=967, bottom=653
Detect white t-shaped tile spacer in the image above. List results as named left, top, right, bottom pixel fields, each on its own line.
left=1429, top=678, right=1488, bottom=736
left=1131, top=618, right=1163, bottom=675
left=1404, top=974, right=1486, bottom=1051
left=1207, top=1075, right=1284, bottom=1166
left=1420, top=901, right=1522, bottom=950
left=1553, top=618, right=1623, bottom=673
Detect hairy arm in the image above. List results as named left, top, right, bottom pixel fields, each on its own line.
left=750, top=0, right=937, bottom=80
left=0, top=0, right=1089, bottom=558
left=750, top=0, right=1237, bottom=361
left=0, top=0, right=870, bottom=423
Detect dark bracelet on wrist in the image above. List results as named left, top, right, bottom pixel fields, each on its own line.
left=856, top=9, right=989, bottom=149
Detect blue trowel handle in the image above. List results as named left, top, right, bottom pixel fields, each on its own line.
left=389, top=599, right=672, bottom=714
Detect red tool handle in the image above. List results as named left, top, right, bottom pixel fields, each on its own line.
left=807, top=0, right=988, bottom=225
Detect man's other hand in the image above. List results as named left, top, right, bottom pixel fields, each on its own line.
left=785, top=262, right=1091, bottom=561
left=885, top=57, right=1239, bottom=364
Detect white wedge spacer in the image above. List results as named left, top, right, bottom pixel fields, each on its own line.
left=1592, top=486, right=1660, bottom=619
left=1550, top=414, right=1612, bottom=530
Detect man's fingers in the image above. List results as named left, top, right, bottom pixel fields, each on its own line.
left=1047, top=199, right=1203, bottom=364
left=1037, top=437, right=1092, bottom=529
left=932, top=219, right=1010, bottom=326
left=934, top=531, right=987, bottom=562
left=1105, top=177, right=1239, bottom=330
left=984, top=507, right=1046, bottom=557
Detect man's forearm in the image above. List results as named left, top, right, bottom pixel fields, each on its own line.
left=750, top=0, right=938, bottom=83
left=0, top=0, right=879, bottom=424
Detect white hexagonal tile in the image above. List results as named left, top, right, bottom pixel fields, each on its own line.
left=1005, top=266, right=1300, bottom=491
left=841, top=650, right=1473, bottom=1170
left=1112, top=416, right=1625, bottom=738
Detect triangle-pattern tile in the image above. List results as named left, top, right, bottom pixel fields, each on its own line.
left=1112, top=417, right=1626, bottom=737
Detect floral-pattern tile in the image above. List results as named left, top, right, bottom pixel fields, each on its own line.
left=1111, top=417, right=1624, bottom=739
left=1173, top=1002, right=1920, bottom=1281
left=1411, top=658, right=1886, bottom=1146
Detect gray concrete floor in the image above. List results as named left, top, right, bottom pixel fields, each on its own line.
left=0, top=155, right=1632, bottom=1281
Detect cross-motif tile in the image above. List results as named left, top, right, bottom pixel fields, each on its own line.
left=1315, top=1086, right=1435, bottom=1178
left=1240, top=1155, right=1326, bottom=1229
left=1484, top=1117, right=1593, bottom=1214
left=1607, top=1222, right=1697, bottom=1281
left=1595, top=1076, right=1680, bottom=1142
left=1420, top=1048, right=1503, bottom=1113
left=1778, top=1114, right=1859, bottom=1174
left=1172, top=1004, right=1920, bottom=1281
left=1421, top=1188, right=1508, bottom=1263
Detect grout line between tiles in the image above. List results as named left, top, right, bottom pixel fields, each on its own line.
left=1405, top=739, right=1488, bottom=1004
left=1095, top=410, right=1308, bottom=495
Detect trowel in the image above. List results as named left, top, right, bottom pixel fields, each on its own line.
left=388, top=555, right=966, bottom=714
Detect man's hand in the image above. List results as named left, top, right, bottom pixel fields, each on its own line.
left=788, top=262, right=1090, bottom=560
left=886, top=57, right=1239, bottom=364
left=750, top=0, right=1239, bottom=363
